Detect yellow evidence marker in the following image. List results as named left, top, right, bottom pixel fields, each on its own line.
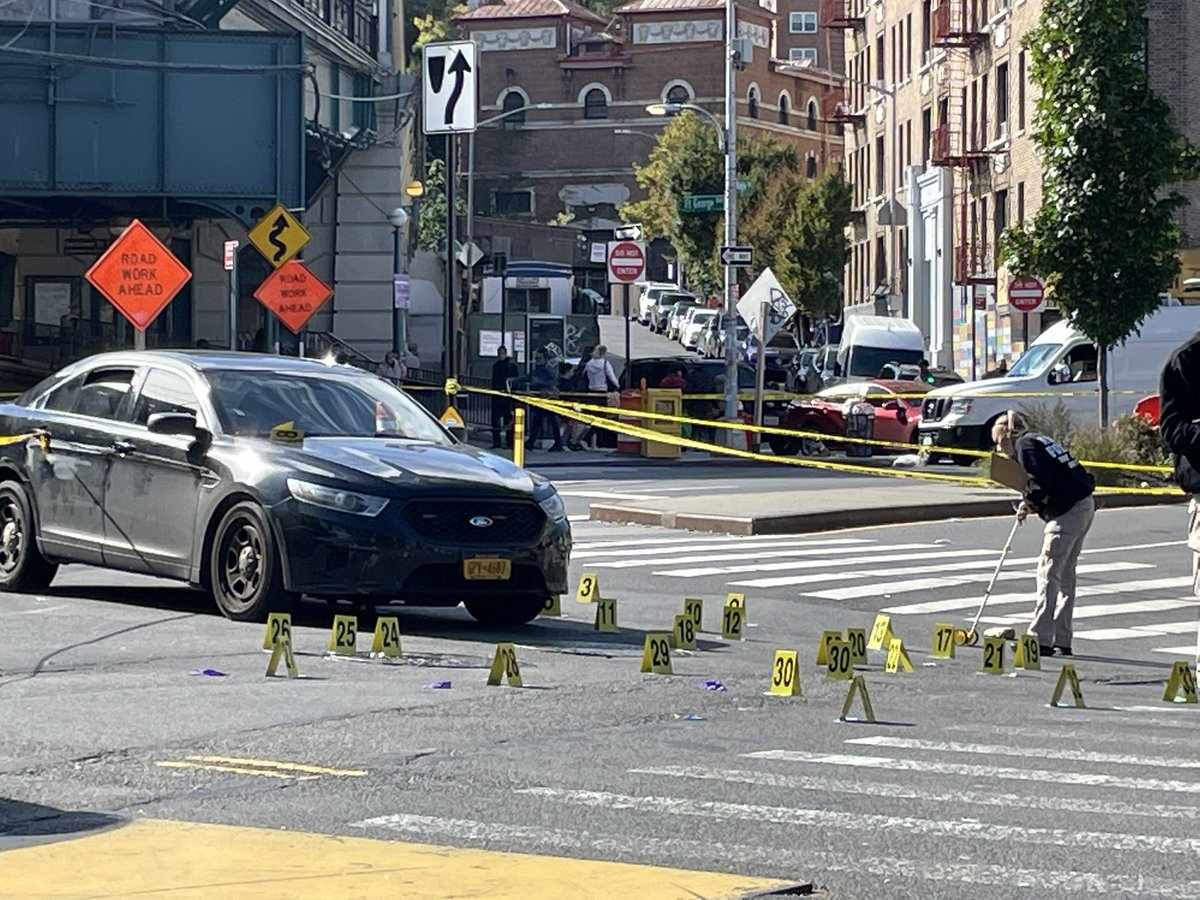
left=576, top=572, right=600, bottom=603
left=845, top=628, right=867, bottom=665
left=263, top=612, right=292, bottom=651
left=815, top=630, right=842, bottom=666
left=539, top=595, right=562, bottom=617
left=641, top=633, right=673, bottom=674
left=1163, top=661, right=1199, bottom=704
left=684, top=598, right=703, bottom=633
left=328, top=614, right=358, bottom=656
left=931, top=623, right=957, bottom=659
left=487, top=643, right=523, bottom=687
left=825, top=639, right=853, bottom=681
left=885, top=638, right=914, bottom=674
left=265, top=631, right=299, bottom=679
left=769, top=650, right=801, bottom=697
left=672, top=614, right=697, bottom=651
left=867, top=614, right=894, bottom=651
left=594, top=597, right=619, bottom=633
left=1050, top=664, right=1086, bottom=708
left=371, top=617, right=402, bottom=659
left=839, top=675, right=876, bottom=723
left=1014, top=635, right=1041, bottom=671
left=981, top=635, right=1006, bottom=675
left=721, top=603, right=745, bottom=640
left=725, top=592, right=745, bottom=609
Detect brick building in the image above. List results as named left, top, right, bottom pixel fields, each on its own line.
left=828, top=0, right=1200, bottom=377
left=455, top=0, right=843, bottom=282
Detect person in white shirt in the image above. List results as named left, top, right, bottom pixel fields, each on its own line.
left=583, top=345, right=618, bottom=392
left=377, top=351, right=406, bottom=384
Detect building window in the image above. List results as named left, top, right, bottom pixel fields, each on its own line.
left=1017, top=182, right=1026, bottom=222
left=806, top=99, right=818, bottom=130
left=501, top=90, right=525, bottom=127
left=748, top=87, right=759, bottom=119
left=876, top=33, right=884, bottom=83
left=583, top=88, right=608, bottom=119
left=996, top=61, right=1009, bottom=138
left=922, top=0, right=931, bottom=57
left=494, top=190, right=533, bottom=215
left=875, top=134, right=884, bottom=195
left=1018, top=51, right=1027, bottom=131
left=788, top=47, right=818, bottom=62
left=994, top=189, right=1009, bottom=243
left=921, top=107, right=932, bottom=165
left=778, top=93, right=790, bottom=125
left=789, top=11, right=817, bottom=33
left=905, top=13, right=913, bottom=76
left=806, top=155, right=818, bottom=178
left=666, top=84, right=690, bottom=104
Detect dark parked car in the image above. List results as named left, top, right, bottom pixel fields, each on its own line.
left=0, top=351, right=570, bottom=624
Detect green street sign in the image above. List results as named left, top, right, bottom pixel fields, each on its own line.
left=682, top=194, right=724, bottom=213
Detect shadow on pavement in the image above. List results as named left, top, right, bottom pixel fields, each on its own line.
left=0, top=798, right=124, bottom=849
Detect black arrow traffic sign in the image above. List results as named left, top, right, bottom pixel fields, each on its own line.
left=445, top=51, right=472, bottom=126
left=720, top=245, right=753, bottom=267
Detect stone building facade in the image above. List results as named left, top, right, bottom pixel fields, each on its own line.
left=829, top=0, right=1200, bottom=377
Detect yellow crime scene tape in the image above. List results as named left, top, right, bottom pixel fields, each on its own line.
left=463, top=386, right=1180, bottom=496
left=0, top=432, right=46, bottom=448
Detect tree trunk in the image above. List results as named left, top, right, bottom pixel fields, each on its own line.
left=1098, top=344, right=1110, bottom=429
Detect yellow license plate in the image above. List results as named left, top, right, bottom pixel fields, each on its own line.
left=464, top=558, right=511, bottom=580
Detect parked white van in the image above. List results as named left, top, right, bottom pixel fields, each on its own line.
left=635, top=282, right=682, bottom=325
left=918, top=305, right=1200, bottom=463
left=836, top=315, right=926, bottom=379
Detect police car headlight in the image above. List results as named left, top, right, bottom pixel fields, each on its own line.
left=950, top=398, right=973, bottom=414
left=287, top=479, right=388, bottom=517
left=537, top=489, right=567, bottom=522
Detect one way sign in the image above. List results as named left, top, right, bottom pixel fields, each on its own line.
left=422, top=40, right=477, bottom=134
left=720, top=245, right=753, bottom=267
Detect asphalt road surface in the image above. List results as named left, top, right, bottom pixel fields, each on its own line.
left=2, top=502, right=1199, bottom=898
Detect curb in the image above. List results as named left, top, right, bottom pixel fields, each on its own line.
left=588, top=492, right=1185, bottom=536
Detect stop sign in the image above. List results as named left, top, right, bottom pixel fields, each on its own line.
left=1009, top=276, right=1045, bottom=313
left=607, top=240, right=646, bottom=284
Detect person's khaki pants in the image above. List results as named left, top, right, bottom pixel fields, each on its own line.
left=1028, top=496, right=1096, bottom=649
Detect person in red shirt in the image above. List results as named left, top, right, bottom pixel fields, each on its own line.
left=659, top=367, right=686, bottom=389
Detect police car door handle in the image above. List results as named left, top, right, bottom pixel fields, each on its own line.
left=111, top=440, right=135, bottom=456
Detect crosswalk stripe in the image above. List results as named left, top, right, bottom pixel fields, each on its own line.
left=626, top=764, right=1200, bottom=820
left=846, top=736, right=1200, bottom=770
left=1077, top=620, right=1200, bottom=641
left=583, top=542, right=937, bottom=569
left=881, top=574, right=1196, bottom=616
left=350, top=811, right=1200, bottom=895
left=1154, top=644, right=1200, bottom=655
left=802, top=561, right=1151, bottom=601
left=729, top=552, right=1040, bottom=588
left=661, top=547, right=997, bottom=581
left=980, top=597, right=1198, bottom=627
left=570, top=534, right=870, bottom=553
left=516, top=786, right=1199, bottom=855
left=742, top=750, right=1200, bottom=793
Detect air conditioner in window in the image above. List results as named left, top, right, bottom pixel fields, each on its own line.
left=998, top=120, right=1009, bottom=141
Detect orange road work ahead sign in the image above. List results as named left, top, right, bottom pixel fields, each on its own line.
left=85, top=220, right=192, bottom=331
left=253, top=260, right=333, bottom=333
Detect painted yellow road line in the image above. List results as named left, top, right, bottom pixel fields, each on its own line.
left=0, top=819, right=789, bottom=899
left=155, top=761, right=319, bottom=781
left=182, top=755, right=368, bottom=777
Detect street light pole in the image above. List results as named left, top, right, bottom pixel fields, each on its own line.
left=722, top=0, right=738, bottom=427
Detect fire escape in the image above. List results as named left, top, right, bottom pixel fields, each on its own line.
left=929, top=0, right=1004, bottom=286
left=819, top=0, right=864, bottom=31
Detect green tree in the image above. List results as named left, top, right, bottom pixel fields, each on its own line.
left=773, top=169, right=853, bottom=321
left=417, top=156, right=466, bottom=251
left=407, top=0, right=467, bottom=72
left=621, top=114, right=799, bottom=295
left=1000, top=0, right=1200, bottom=424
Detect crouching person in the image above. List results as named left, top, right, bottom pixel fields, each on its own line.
left=992, top=410, right=1096, bottom=657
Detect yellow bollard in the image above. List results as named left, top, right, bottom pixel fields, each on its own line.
left=513, top=407, right=525, bottom=468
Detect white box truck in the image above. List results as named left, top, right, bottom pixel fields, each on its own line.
left=835, top=315, right=926, bottom=379
left=918, top=305, right=1200, bottom=463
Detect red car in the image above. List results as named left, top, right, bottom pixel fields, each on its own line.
left=768, top=379, right=929, bottom=456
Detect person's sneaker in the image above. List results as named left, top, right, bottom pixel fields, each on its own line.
left=549, top=445, right=563, bottom=452
left=1055, top=646, right=1073, bottom=657
left=569, top=442, right=585, bottom=452
left=1039, top=645, right=1055, bottom=657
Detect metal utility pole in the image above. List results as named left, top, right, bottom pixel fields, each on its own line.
left=721, top=0, right=739, bottom=428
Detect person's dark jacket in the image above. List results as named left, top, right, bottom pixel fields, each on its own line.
left=491, top=357, right=518, bottom=390
left=1160, top=332, right=1200, bottom=494
left=1015, top=433, right=1095, bottom=520
left=529, top=361, right=558, bottom=393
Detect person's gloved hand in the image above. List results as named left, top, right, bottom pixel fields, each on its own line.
left=1016, top=501, right=1031, bottom=524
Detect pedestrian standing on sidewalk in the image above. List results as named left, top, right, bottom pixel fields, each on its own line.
left=1159, top=329, right=1200, bottom=667
left=992, top=409, right=1096, bottom=657
left=582, top=345, right=619, bottom=450
left=526, top=349, right=563, bottom=452
left=490, top=346, right=519, bottom=449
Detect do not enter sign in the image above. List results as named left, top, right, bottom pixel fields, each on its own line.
left=607, top=240, right=646, bottom=284
left=1009, top=276, right=1045, bottom=313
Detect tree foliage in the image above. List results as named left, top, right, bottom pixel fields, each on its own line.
left=417, top=156, right=467, bottom=251
left=407, top=0, right=467, bottom=72
left=1000, top=0, right=1200, bottom=354
left=622, top=113, right=851, bottom=316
